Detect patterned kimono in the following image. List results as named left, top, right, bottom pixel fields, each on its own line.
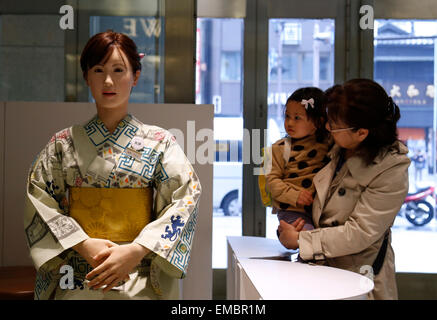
left=24, top=114, right=201, bottom=300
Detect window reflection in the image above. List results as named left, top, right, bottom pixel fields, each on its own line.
left=221, top=52, right=241, bottom=81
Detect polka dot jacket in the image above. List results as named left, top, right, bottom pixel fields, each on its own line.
left=266, top=134, right=330, bottom=214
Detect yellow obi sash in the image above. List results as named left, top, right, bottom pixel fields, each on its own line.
left=69, top=187, right=153, bottom=242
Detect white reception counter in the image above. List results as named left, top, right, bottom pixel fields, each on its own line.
left=227, top=236, right=374, bottom=300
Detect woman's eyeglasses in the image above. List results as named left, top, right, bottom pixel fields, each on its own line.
left=326, top=122, right=355, bottom=133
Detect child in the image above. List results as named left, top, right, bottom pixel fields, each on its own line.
left=266, top=87, right=330, bottom=231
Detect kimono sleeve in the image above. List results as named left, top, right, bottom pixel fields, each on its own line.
left=24, top=132, right=89, bottom=271
left=133, top=135, right=202, bottom=279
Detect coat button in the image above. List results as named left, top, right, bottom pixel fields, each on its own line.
left=338, top=188, right=346, bottom=196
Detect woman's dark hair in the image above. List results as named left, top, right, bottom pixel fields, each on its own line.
left=80, top=30, right=142, bottom=80
left=286, top=87, right=328, bottom=142
left=325, top=78, right=401, bottom=165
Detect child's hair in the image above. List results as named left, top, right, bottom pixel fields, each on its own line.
left=285, top=87, right=328, bottom=142
left=325, top=78, right=401, bottom=165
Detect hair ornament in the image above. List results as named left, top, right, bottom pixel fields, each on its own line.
left=301, top=98, right=315, bottom=110
left=139, top=53, right=145, bottom=59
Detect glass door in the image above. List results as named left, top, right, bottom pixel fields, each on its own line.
left=265, top=18, right=336, bottom=238
left=248, top=0, right=345, bottom=239
left=196, top=18, right=244, bottom=268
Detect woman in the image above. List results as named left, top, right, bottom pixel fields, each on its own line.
left=277, top=79, right=410, bottom=299
left=24, top=31, right=201, bottom=299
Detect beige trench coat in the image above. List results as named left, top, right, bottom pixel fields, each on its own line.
left=299, top=141, right=410, bottom=300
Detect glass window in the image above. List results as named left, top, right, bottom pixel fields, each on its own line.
left=221, top=51, right=241, bottom=81
left=196, top=18, right=244, bottom=269
left=282, top=53, right=299, bottom=81
left=301, top=52, right=313, bottom=81
left=282, top=22, right=302, bottom=45
left=90, top=16, right=165, bottom=103
left=319, top=55, right=330, bottom=81
left=266, top=18, right=335, bottom=239
left=374, top=19, right=437, bottom=274
left=269, top=53, right=298, bottom=81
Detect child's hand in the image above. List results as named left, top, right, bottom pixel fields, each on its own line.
left=297, top=190, right=313, bottom=206
left=277, top=219, right=304, bottom=250
left=292, top=218, right=306, bottom=232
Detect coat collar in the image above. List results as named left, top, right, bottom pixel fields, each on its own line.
left=345, top=141, right=409, bottom=186
left=314, top=140, right=409, bottom=213
left=313, top=159, right=336, bottom=214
